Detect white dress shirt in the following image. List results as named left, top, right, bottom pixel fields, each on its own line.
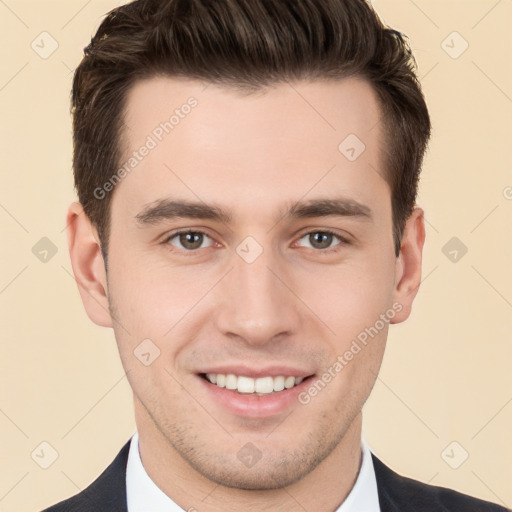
left=126, top=431, right=380, bottom=511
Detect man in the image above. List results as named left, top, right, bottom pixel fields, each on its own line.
left=43, top=0, right=509, bottom=510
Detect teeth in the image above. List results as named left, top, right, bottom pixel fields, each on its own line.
left=273, top=376, right=285, bottom=391
left=204, top=373, right=306, bottom=394
left=225, top=374, right=237, bottom=390
left=237, top=376, right=255, bottom=393
left=284, top=376, right=295, bottom=389
left=255, top=376, right=274, bottom=394
left=216, top=374, right=225, bottom=387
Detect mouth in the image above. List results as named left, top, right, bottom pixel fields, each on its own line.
left=199, top=372, right=315, bottom=396
left=195, top=365, right=317, bottom=418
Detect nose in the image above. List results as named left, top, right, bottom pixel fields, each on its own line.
left=214, top=244, right=302, bottom=346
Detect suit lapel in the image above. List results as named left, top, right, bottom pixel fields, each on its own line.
left=372, top=454, right=404, bottom=512
left=75, top=439, right=131, bottom=512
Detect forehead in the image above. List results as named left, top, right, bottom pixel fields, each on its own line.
left=122, top=76, right=382, bottom=152
left=113, top=76, right=387, bottom=223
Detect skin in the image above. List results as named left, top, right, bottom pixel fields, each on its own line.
left=67, top=76, right=425, bottom=511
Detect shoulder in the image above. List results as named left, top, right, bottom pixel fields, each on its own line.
left=372, top=454, right=510, bottom=512
left=40, top=439, right=131, bottom=512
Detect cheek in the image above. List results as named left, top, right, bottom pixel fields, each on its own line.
left=108, top=248, right=210, bottom=334
left=294, top=254, right=397, bottom=341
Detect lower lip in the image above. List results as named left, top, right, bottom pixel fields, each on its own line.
left=197, top=374, right=314, bottom=419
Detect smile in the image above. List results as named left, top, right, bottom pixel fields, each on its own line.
left=202, top=373, right=305, bottom=395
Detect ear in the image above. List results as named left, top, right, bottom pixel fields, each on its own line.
left=66, top=202, right=113, bottom=328
left=390, top=206, right=426, bottom=324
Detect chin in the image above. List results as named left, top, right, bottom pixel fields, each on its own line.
left=192, top=462, right=310, bottom=490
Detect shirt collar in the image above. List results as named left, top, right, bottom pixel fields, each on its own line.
left=126, top=431, right=380, bottom=511
left=336, top=438, right=381, bottom=511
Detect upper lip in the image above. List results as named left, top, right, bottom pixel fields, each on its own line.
left=197, top=365, right=315, bottom=379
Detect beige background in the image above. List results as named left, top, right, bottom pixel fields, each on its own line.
left=0, top=0, right=511, bottom=510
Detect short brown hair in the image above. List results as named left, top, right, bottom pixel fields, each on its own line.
left=71, top=0, right=431, bottom=263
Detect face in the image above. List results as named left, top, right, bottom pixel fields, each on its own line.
left=69, top=76, right=424, bottom=491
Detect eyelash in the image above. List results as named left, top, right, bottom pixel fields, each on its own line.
left=161, top=228, right=350, bottom=255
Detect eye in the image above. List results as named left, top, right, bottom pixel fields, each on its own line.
left=164, top=230, right=214, bottom=251
left=161, top=228, right=349, bottom=254
left=296, top=230, right=348, bottom=252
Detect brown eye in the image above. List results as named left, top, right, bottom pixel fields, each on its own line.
left=310, top=232, right=334, bottom=249
left=297, top=230, right=346, bottom=251
left=167, top=231, right=213, bottom=251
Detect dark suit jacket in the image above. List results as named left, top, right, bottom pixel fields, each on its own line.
left=42, top=439, right=510, bottom=511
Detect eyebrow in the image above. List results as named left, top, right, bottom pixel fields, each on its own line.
left=134, top=197, right=372, bottom=226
